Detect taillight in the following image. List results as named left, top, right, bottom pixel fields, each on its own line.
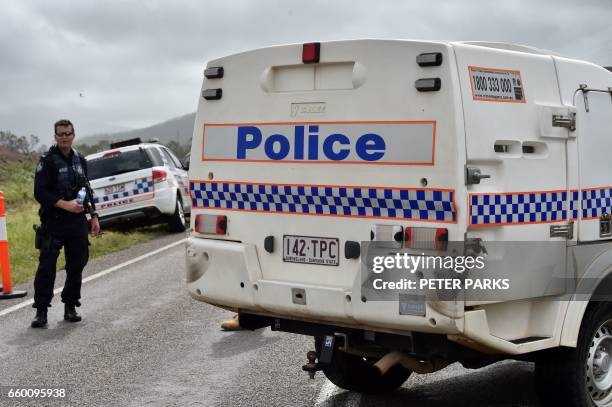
left=404, top=227, right=448, bottom=251
left=152, top=169, right=167, bottom=183
left=194, top=214, right=227, bottom=235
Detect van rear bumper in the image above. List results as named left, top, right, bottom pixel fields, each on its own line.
left=185, top=236, right=462, bottom=336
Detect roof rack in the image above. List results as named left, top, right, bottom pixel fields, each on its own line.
left=110, top=137, right=142, bottom=149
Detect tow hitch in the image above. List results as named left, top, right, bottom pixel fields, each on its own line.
left=302, top=335, right=335, bottom=379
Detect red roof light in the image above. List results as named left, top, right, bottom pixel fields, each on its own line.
left=103, top=150, right=121, bottom=158
left=302, top=42, right=320, bottom=64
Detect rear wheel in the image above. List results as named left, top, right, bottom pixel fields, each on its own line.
left=315, top=337, right=411, bottom=394
left=535, top=302, right=612, bottom=407
left=168, top=195, right=186, bottom=233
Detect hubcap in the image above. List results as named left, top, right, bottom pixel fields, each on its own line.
left=587, top=319, right=612, bottom=405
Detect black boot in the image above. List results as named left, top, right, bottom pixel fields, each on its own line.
left=31, top=308, right=48, bottom=328
left=64, top=304, right=81, bottom=322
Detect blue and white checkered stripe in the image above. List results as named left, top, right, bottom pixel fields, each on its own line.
left=470, top=191, right=567, bottom=226
left=190, top=181, right=456, bottom=222
left=581, top=187, right=612, bottom=219
left=93, top=177, right=154, bottom=204
left=570, top=190, right=580, bottom=220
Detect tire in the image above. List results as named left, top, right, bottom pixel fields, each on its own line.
left=535, top=302, right=612, bottom=407
left=167, top=195, right=186, bottom=233
left=315, top=337, right=411, bottom=394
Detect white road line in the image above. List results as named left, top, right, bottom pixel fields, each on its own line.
left=0, top=238, right=187, bottom=318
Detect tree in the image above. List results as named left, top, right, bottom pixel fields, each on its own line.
left=75, top=140, right=111, bottom=155
left=0, top=130, right=40, bottom=155
left=164, top=141, right=190, bottom=159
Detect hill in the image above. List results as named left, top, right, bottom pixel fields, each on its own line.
left=0, top=146, right=23, bottom=163
left=80, top=112, right=196, bottom=147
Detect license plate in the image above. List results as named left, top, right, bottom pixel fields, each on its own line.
left=104, top=184, right=125, bottom=195
left=283, top=235, right=339, bottom=266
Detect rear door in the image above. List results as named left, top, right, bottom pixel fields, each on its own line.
left=454, top=43, right=569, bottom=302
left=573, top=89, right=612, bottom=242
left=190, top=40, right=466, bottom=291
left=158, top=146, right=190, bottom=208
left=88, top=148, right=155, bottom=212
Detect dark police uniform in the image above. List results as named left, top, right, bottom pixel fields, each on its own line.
left=33, top=145, right=96, bottom=310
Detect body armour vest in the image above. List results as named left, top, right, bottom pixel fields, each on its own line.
left=49, top=148, right=85, bottom=201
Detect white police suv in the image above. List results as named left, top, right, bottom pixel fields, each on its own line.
left=86, top=138, right=190, bottom=232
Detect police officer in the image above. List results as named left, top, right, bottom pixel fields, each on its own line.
left=31, top=119, right=100, bottom=328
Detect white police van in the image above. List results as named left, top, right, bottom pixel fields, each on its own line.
left=185, top=40, right=612, bottom=406
left=86, top=138, right=190, bottom=232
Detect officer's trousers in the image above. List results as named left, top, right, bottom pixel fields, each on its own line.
left=33, top=216, right=89, bottom=309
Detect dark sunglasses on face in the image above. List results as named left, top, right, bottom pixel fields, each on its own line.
left=55, top=132, right=74, bottom=138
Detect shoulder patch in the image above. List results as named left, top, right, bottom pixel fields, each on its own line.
left=36, top=161, right=44, bottom=173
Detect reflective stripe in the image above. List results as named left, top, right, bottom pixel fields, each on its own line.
left=469, top=190, right=566, bottom=226
left=0, top=216, right=6, bottom=241
left=190, top=180, right=457, bottom=222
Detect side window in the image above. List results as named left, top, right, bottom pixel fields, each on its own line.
left=147, top=147, right=165, bottom=166
left=159, top=148, right=174, bottom=168
left=167, top=150, right=184, bottom=169
left=161, top=148, right=183, bottom=169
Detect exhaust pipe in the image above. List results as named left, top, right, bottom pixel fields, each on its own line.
left=374, top=351, right=451, bottom=375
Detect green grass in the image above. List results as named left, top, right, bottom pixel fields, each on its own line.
left=0, top=159, right=36, bottom=208
left=1, top=158, right=166, bottom=285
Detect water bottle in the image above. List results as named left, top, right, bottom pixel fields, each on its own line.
left=76, top=187, right=87, bottom=205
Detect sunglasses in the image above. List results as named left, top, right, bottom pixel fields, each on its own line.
left=55, top=132, right=74, bottom=138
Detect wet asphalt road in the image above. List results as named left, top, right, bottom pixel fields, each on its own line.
left=0, top=233, right=541, bottom=407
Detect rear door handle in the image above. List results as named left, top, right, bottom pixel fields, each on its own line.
left=465, top=166, right=491, bottom=185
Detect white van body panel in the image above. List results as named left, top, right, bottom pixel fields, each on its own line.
left=186, top=40, right=612, bottom=354
left=561, top=245, right=612, bottom=347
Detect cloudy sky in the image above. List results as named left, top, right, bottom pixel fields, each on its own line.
left=2, top=0, right=611, bottom=145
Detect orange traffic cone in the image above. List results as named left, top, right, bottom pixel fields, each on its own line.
left=0, top=191, right=27, bottom=299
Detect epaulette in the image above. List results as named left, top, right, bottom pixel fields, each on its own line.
left=39, top=146, right=56, bottom=163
